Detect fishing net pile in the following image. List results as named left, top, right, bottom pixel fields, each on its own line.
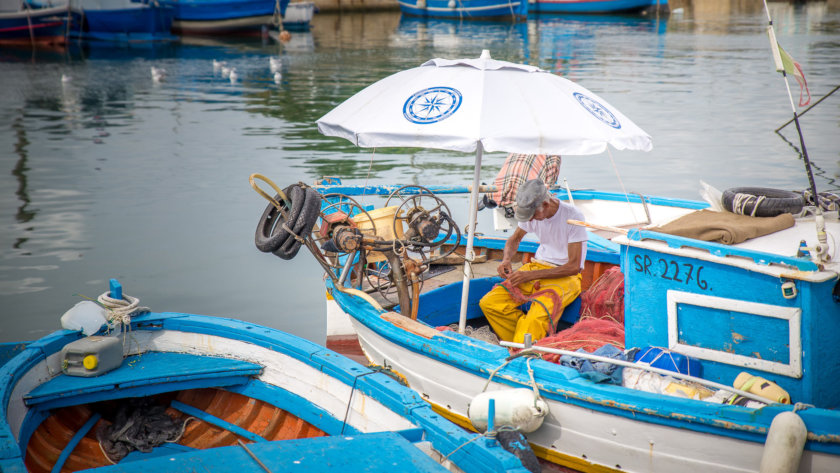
left=536, top=266, right=626, bottom=363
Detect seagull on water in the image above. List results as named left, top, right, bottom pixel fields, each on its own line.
left=229, top=68, right=238, bottom=83
left=151, top=66, right=166, bottom=83
left=213, top=59, right=227, bottom=73
left=269, top=57, right=281, bottom=74
left=273, top=71, right=282, bottom=84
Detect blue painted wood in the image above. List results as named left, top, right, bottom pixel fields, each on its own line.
left=86, top=433, right=452, bottom=472
left=24, top=352, right=262, bottom=408
left=171, top=400, right=266, bottom=443
left=51, top=412, right=101, bottom=473
left=621, top=239, right=840, bottom=408
left=109, top=279, right=123, bottom=300
left=0, top=342, right=30, bottom=369
left=628, top=229, right=819, bottom=271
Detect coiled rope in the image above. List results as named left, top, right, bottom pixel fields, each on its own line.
left=730, top=192, right=766, bottom=216
left=97, top=291, right=149, bottom=326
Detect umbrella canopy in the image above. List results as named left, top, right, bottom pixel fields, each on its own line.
left=316, top=51, right=652, bottom=334
left=317, top=53, right=652, bottom=156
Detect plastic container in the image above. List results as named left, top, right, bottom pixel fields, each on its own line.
left=634, top=346, right=703, bottom=377
left=355, top=206, right=405, bottom=263
left=60, top=335, right=123, bottom=377
left=733, top=372, right=791, bottom=404
left=60, top=301, right=109, bottom=335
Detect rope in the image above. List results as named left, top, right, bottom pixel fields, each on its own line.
left=96, top=291, right=149, bottom=326
left=730, top=192, right=766, bottom=216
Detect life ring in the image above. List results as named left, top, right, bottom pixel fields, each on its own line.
left=721, top=187, right=804, bottom=217
left=254, top=184, right=322, bottom=260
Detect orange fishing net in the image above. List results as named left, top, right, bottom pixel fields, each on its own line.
left=535, top=267, right=626, bottom=363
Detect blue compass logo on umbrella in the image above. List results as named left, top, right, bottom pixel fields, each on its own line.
left=573, top=92, right=621, bottom=129
left=404, top=87, right=462, bottom=124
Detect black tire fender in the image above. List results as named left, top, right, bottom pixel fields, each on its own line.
left=254, top=184, right=306, bottom=253
left=272, top=187, right=322, bottom=260
left=721, top=187, right=804, bottom=217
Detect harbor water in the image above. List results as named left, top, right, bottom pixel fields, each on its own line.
left=1, top=1, right=839, bottom=344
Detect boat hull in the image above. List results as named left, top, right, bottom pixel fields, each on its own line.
left=0, top=6, right=68, bottom=45
left=528, top=0, right=667, bottom=14
left=336, top=288, right=840, bottom=473
left=398, top=0, right=528, bottom=20
left=160, top=0, right=288, bottom=34
left=0, top=312, right=529, bottom=473
left=71, top=5, right=176, bottom=42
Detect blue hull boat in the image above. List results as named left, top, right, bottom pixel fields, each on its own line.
left=0, top=5, right=69, bottom=45
left=253, top=178, right=840, bottom=472
left=0, top=286, right=531, bottom=473
left=159, top=0, right=289, bottom=35
left=398, top=0, right=528, bottom=20
left=528, top=0, right=667, bottom=14
left=70, top=0, right=176, bottom=42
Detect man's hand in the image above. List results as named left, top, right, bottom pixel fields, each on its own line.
left=497, top=260, right=513, bottom=279
left=505, top=269, right=533, bottom=287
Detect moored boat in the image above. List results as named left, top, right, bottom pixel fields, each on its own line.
left=281, top=0, right=314, bottom=31
left=529, top=0, right=668, bottom=15
left=251, top=44, right=840, bottom=472
left=398, top=0, right=528, bottom=21
left=0, top=2, right=69, bottom=45
left=0, top=282, right=532, bottom=473
left=159, top=0, right=290, bottom=35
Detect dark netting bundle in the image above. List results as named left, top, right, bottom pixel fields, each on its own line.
left=96, top=398, right=189, bottom=463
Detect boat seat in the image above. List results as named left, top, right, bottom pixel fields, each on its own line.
left=24, top=351, right=263, bottom=411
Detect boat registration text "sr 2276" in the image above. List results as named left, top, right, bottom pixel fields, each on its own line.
left=631, top=255, right=710, bottom=291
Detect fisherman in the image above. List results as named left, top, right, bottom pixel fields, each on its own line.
left=479, top=179, right=587, bottom=343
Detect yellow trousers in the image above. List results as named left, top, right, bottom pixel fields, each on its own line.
left=479, top=262, right=582, bottom=343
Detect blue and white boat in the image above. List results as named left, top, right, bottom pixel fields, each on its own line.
left=0, top=2, right=69, bottom=45
left=30, top=0, right=175, bottom=42
left=0, top=282, right=531, bottom=473
left=529, top=0, right=667, bottom=15
left=251, top=40, right=839, bottom=472
left=159, top=0, right=289, bottom=35
left=398, top=0, right=528, bottom=21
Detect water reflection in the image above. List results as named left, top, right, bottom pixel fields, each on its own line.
left=1, top=6, right=839, bottom=342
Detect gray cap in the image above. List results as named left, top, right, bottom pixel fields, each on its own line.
left=514, top=179, right=549, bottom=222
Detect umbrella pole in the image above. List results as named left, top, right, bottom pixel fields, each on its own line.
left=458, top=143, right=483, bottom=334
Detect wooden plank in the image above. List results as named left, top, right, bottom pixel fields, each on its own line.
left=25, top=352, right=262, bottom=407
left=380, top=312, right=441, bottom=339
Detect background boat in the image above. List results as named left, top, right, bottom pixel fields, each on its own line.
left=281, top=0, right=314, bottom=31
left=159, top=0, right=290, bottom=35
left=0, top=1, right=69, bottom=45
left=528, top=0, right=668, bottom=15
left=398, top=0, right=528, bottom=20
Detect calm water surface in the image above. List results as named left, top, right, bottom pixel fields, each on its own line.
left=1, top=2, right=839, bottom=343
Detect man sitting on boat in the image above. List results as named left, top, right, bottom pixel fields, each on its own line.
left=479, top=179, right=587, bottom=343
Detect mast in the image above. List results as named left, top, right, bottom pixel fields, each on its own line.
left=762, top=1, right=829, bottom=264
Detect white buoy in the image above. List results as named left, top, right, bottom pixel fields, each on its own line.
left=759, top=411, right=808, bottom=473
left=468, top=388, right=548, bottom=433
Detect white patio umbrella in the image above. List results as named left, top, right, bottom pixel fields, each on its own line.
left=317, top=50, right=653, bottom=333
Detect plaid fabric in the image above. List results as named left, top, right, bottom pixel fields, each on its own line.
left=491, top=154, right=561, bottom=208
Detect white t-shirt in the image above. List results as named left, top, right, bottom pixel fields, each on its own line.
left=519, top=200, right=587, bottom=268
